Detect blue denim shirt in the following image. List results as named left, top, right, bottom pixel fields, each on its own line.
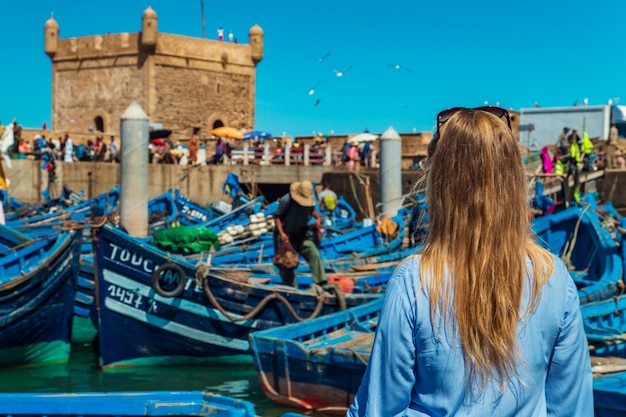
left=347, top=254, right=593, bottom=416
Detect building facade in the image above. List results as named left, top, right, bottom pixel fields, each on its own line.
left=44, top=7, right=263, bottom=138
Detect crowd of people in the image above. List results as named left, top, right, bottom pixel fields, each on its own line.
left=12, top=133, right=118, bottom=163
left=340, top=139, right=372, bottom=167
left=5, top=126, right=380, bottom=168
left=540, top=123, right=626, bottom=201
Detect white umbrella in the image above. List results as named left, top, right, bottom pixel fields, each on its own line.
left=348, top=133, right=379, bottom=144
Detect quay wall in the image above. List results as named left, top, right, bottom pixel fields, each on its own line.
left=6, top=160, right=421, bottom=219
left=8, top=158, right=626, bottom=219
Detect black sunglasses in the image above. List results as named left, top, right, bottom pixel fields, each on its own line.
left=436, top=106, right=511, bottom=131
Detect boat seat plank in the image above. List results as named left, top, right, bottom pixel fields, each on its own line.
left=75, top=292, right=94, bottom=305
left=77, top=276, right=95, bottom=290
left=307, top=331, right=375, bottom=351
left=249, top=278, right=272, bottom=285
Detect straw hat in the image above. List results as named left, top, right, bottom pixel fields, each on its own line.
left=289, top=180, right=315, bottom=207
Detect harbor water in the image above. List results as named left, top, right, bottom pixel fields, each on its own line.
left=0, top=318, right=335, bottom=417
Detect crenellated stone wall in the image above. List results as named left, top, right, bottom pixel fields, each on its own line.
left=46, top=9, right=262, bottom=139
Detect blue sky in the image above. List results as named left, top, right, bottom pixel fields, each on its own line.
left=2, top=0, right=625, bottom=137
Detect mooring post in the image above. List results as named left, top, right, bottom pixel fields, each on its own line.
left=379, top=126, right=402, bottom=218
left=120, top=102, right=149, bottom=237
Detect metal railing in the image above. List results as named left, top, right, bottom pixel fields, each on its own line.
left=223, top=143, right=379, bottom=167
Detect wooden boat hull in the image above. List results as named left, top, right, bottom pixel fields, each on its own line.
left=594, top=372, right=626, bottom=417
left=249, top=299, right=382, bottom=413
left=95, top=224, right=382, bottom=368
left=582, top=294, right=626, bottom=359
left=0, top=228, right=80, bottom=367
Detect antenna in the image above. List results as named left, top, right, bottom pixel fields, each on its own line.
left=200, top=0, right=206, bottom=38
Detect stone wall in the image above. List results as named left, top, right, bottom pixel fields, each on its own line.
left=49, top=28, right=259, bottom=139
left=53, top=57, right=146, bottom=135
left=152, top=65, right=253, bottom=136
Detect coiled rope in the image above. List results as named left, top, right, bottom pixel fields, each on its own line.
left=195, top=262, right=346, bottom=323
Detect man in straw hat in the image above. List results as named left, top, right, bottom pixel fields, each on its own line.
left=274, top=180, right=327, bottom=287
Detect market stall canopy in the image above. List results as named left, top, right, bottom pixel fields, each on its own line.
left=243, top=130, right=272, bottom=141
left=348, top=133, right=379, bottom=144
left=209, top=126, right=243, bottom=139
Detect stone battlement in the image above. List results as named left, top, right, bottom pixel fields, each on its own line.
left=45, top=7, right=263, bottom=139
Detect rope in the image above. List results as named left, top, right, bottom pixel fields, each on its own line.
left=0, top=215, right=98, bottom=256
left=348, top=348, right=369, bottom=366
left=322, top=282, right=347, bottom=311
left=561, top=204, right=591, bottom=269
left=362, top=280, right=384, bottom=294
left=348, top=174, right=367, bottom=217
left=195, top=263, right=329, bottom=323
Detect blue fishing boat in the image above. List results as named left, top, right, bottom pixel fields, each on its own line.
left=249, top=298, right=382, bottom=413
left=0, top=391, right=255, bottom=417
left=5, top=185, right=91, bottom=221
left=593, top=371, right=626, bottom=417
left=6, top=186, right=120, bottom=233
left=0, top=225, right=80, bottom=367
left=94, top=223, right=383, bottom=368
left=75, top=254, right=95, bottom=318
left=173, top=188, right=218, bottom=225
left=581, top=294, right=626, bottom=360
left=209, top=211, right=405, bottom=266
left=532, top=204, right=622, bottom=304
left=317, top=195, right=357, bottom=232
left=147, top=191, right=179, bottom=232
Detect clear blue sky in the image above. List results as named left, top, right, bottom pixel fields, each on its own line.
left=2, top=0, right=625, bottom=137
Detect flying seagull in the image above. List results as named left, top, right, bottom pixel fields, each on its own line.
left=387, top=64, right=412, bottom=72
left=333, top=66, right=352, bottom=77
left=312, top=52, right=331, bottom=63
left=305, top=81, right=321, bottom=96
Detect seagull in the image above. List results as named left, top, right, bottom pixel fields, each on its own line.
left=312, top=52, right=331, bottom=63
left=333, top=66, right=352, bottom=77
left=387, top=64, right=412, bottom=72
left=305, top=81, right=321, bottom=96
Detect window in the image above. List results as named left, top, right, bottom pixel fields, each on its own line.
left=94, top=116, right=104, bottom=132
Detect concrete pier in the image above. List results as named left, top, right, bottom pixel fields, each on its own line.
left=119, top=102, right=149, bottom=237
left=379, top=127, right=403, bottom=218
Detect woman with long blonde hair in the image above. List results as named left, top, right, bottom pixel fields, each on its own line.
left=347, top=107, right=592, bottom=416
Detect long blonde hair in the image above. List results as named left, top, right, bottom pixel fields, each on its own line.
left=418, top=109, right=554, bottom=393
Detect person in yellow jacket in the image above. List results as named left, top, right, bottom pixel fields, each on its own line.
left=580, top=131, right=594, bottom=171
left=568, top=135, right=581, bottom=201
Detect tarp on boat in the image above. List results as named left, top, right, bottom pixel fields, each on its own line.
left=152, top=226, right=220, bottom=254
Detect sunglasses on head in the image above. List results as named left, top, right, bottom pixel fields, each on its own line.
left=436, top=106, right=511, bottom=131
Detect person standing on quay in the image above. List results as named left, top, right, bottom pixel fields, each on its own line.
left=557, top=126, right=570, bottom=156
left=109, top=136, right=119, bottom=163
left=63, top=134, right=73, bottom=163
left=188, top=133, right=199, bottom=165
left=607, top=122, right=618, bottom=169
left=347, top=107, right=592, bottom=416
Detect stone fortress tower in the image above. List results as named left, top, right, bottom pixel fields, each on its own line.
left=44, top=7, right=263, bottom=138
